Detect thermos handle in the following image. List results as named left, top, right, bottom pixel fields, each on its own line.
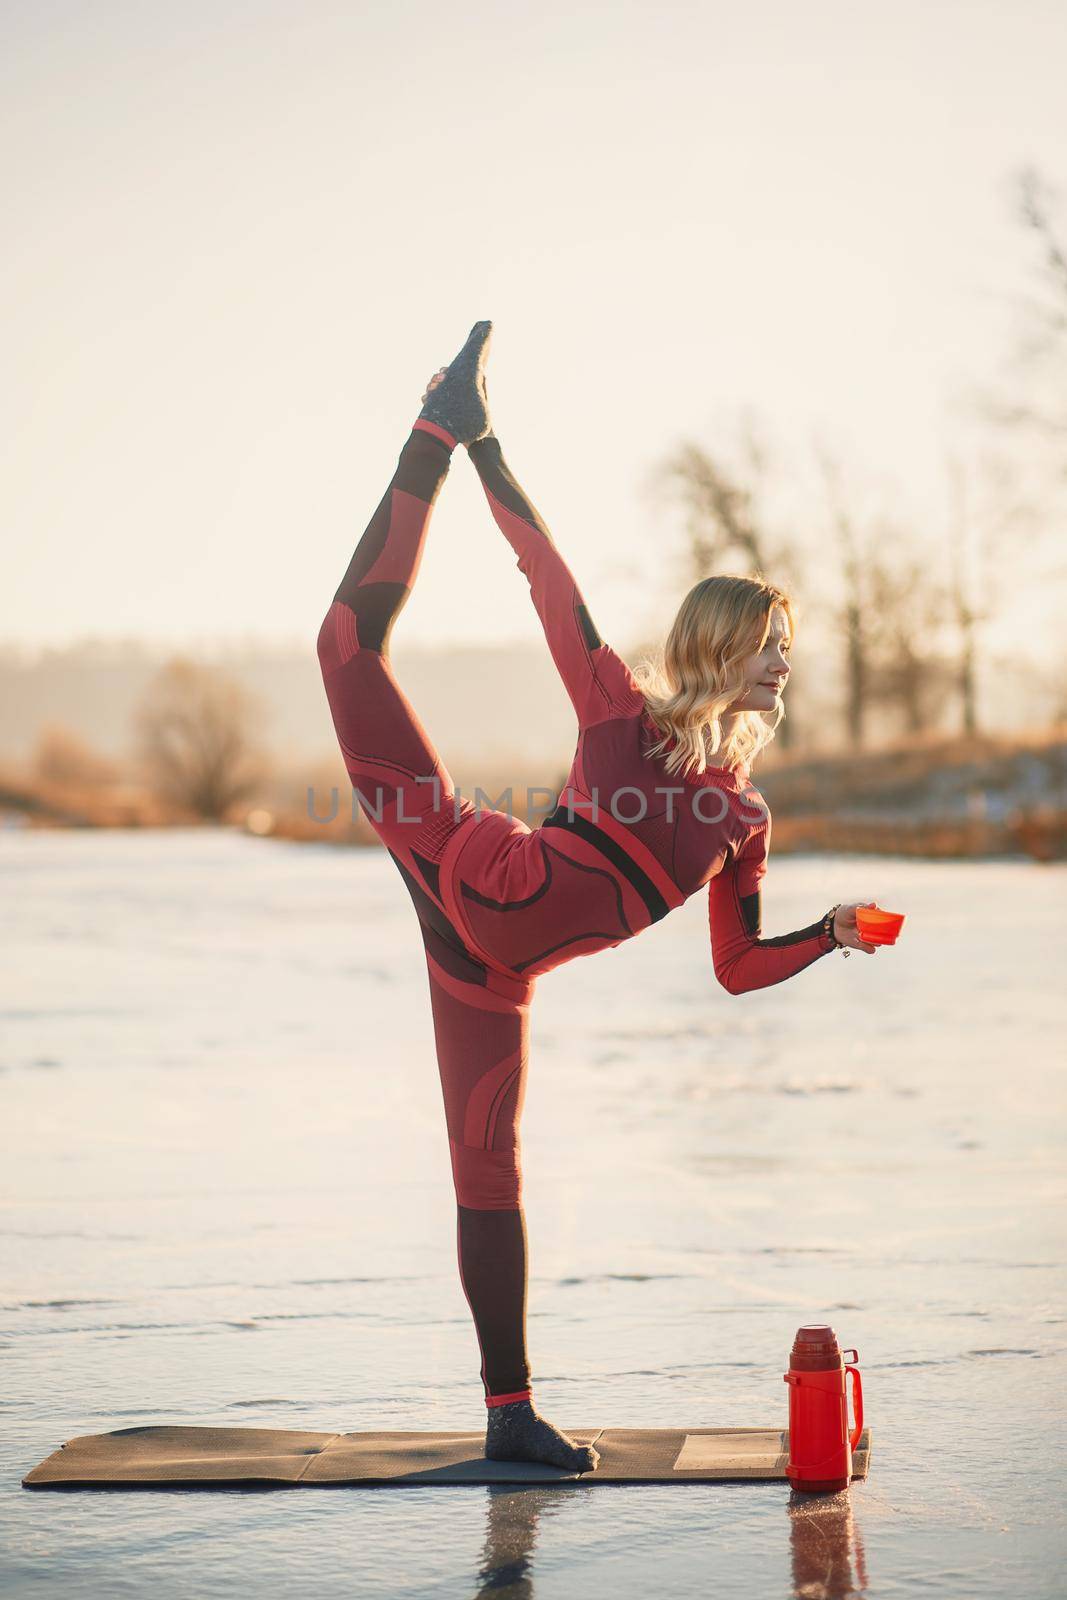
left=845, top=1363, right=863, bottom=1450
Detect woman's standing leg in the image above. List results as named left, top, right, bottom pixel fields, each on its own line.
left=419, top=944, right=535, bottom=1400
left=315, top=404, right=596, bottom=1469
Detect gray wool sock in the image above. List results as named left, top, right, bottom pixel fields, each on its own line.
left=485, top=1398, right=600, bottom=1473
left=418, top=320, right=494, bottom=444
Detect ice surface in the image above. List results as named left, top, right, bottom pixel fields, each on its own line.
left=2, top=828, right=1064, bottom=1597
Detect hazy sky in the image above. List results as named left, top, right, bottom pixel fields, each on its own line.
left=4, top=0, right=1065, bottom=664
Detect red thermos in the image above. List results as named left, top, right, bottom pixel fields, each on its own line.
left=784, top=1324, right=863, bottom=1493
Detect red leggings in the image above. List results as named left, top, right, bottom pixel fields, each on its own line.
left=317, top=419, right=539, bottom=1404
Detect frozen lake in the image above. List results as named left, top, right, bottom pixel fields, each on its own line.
left=2, top=827, right=1065, bottom=1597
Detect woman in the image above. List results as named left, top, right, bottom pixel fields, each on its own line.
left=316, top=321, right=880, bottom=1474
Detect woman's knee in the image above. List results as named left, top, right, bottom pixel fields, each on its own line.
left=317, top=599, right=363, bottom=677
left=450, top=1140, right=523, bottom=1209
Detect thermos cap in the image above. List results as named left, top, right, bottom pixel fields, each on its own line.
left=790, top=1323, right=843, bottom=1370
left=795, top=1323, right=839, bottom=1346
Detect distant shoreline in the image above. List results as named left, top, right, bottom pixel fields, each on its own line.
left=4, top=728, right=1065, bottom=861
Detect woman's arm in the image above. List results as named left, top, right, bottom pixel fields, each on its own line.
left=467, top=434, right=643, bottom=729
left=708, top=819, right=834, bottom=995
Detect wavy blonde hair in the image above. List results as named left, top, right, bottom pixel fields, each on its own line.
left=631, top=575, right=795, bottom=779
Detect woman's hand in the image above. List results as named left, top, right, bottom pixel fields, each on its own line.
left=421, top=367, right=448, bottom=404
left=833, top=901, right=880, bottom=954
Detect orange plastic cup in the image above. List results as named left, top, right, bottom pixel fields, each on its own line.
left=855, top=906, right=905, bottom=944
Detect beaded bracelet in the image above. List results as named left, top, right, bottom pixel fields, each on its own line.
left=822, top=903, right=851, bottom=958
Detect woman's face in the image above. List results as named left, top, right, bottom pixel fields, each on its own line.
left=732, top=605, right=792, bottom=713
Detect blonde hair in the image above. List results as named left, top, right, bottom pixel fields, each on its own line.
left=632, top=575, right=794, bottom=779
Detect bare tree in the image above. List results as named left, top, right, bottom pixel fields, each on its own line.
left=816, top=449, right=875, bottom=749
left=947, top=460, right=981, bottom=736
left=134, top=658, right=269, bottom=820
left=32, top=724, right=119, bottom=790
left=864, top=547, right=954, bottom=737
left=996, top=167, right=1067, bottom=458
left=977, top=167, right=1067, bottom=505
left=946, top=448, right=1041, bottom=737
left=651, top=420, right=791, bottom=576
left=817, top=450, right=957, bottom=744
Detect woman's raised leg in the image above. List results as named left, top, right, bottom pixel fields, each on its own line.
left=316, top=417, right=462, bottom=864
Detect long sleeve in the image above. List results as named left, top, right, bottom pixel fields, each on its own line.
left=708, top=815, right=833, bottom=995
left=467, top=434, right=642, bottom=729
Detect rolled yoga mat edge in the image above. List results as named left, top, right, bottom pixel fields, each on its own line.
left=23, top=1424, right=872, bottom=1488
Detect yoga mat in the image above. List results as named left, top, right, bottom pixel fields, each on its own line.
left=23, top=1424, right=872, bottom=1487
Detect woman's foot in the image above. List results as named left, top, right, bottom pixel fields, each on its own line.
left=485, top=1398, right=599, bottom=1473
left=418, top=320, right=494, bottom=444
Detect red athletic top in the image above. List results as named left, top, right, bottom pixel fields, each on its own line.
left=437, top=434, right=835, bottom=991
